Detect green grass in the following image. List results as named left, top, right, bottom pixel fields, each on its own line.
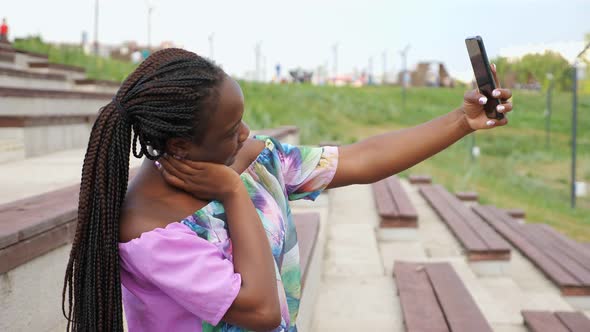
left=13, top=36, right=137, bottom=82
left=242, top=82, right=590, bottom=241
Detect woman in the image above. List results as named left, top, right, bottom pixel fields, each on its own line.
left=62, top=48, right=512, bottom=331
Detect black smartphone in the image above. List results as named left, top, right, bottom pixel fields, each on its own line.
left=465, top=36, right=504, bottom=120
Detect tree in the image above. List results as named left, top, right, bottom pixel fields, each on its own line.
left=491, top=51, right=572, bottom=91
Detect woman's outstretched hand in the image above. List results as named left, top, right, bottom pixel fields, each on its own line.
left=157, top=155, right=243, bottom=202
left=462, top=64, right=513, bottom=131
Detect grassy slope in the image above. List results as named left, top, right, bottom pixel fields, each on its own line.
left=242, top=82, right=590, bottom=241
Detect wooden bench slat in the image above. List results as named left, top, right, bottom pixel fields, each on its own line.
left=293, top=213, right=320, bottom=289
left=426, top=263, right=493, bottom=332
left=408, top=175, right=432, bottom=184
left=555, top=311, right=590, bottom=332
left=536, top=224, right=590, bottom=270
left=420, top=185, right=489, bottom=251
left=522, top=311, right=570, bottom=332
left=393, top=262, right=450, bottom=332
left=0, top=184, right=79, bottom=249
left=524, top=224, right=590, bottom=285
left=372, top=179, right=398, bottom=218
left=474, top=205, right=580, bottom=287
left=435, top=186, right=510, bottom=252
left=385, top=176, right=417, bottom=220
left=0, top=221, right=76, bottom=274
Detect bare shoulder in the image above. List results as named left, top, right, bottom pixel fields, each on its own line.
left=244, top=137, right=266, bottom=155
left=231, top=138, right=266, bottom=173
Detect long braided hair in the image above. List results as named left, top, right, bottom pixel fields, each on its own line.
left=62, top=48, right=225, bottom=331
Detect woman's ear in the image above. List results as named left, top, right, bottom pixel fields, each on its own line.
left=165, top=138, right=191, bottom=159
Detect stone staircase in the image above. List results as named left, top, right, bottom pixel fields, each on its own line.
left=0, top=41, right=118, bottom=163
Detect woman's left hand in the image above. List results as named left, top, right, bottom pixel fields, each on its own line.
left=462, top=64, right=513, bottom=130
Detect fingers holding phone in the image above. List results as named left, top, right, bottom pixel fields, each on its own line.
left=463, top=36, right=514, bottom=130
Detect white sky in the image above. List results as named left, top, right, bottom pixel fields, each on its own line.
left=2, top=0, right=589, bottom=81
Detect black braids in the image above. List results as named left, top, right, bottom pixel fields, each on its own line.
left=63, top=48, right=225, bottom=331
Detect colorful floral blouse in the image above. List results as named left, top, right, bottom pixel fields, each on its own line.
left=119, top=135, right=339, bottom=331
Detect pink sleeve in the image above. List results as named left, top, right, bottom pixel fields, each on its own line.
left=124, top=222, right=241, bottom=326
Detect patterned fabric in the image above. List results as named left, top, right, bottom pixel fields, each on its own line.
left=181, top=135, right=338, bottom=331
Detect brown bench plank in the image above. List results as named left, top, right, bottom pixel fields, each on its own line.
left=504, top=208, right=526, bottom=219
left=555, top=311, right=590, bottom=332
left=523, top=224, right=590, bottom=284
left=385, top=176, right=417, bottom=222
left=372, top=179, right=398, bottom=219
left=393, top=262, right=449, bottom=332
left=473, top=205, right=581, bottom=289
left=0, top=87, right=112, bottom=99
left=373, top=176, right=417, bottom=228
left=408, top=175, right=431, bottom=184
left=293, top=212, right=320, bottom=289
left=0, top=168, right=141, bottom=273
left=426, top=263, right=493, bottom=332
left=0, top=221, right=75, bottom=274
left=536, top=224, right=590, bottom=269
left=522, top=311, right=570, bottom=332
left=420, top=185, right=490, bottom=252
left=0, top=184, right=79, bottom=249
left=435, top=186, right=510, bottom=254
left=455, top=191, right=478, bottom=202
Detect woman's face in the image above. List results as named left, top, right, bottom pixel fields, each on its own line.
left=176, top=75, right=250, bottom=166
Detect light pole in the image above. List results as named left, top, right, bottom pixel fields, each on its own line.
left=570, top=41, right=590, bottom=208
left=332, top=42, right=339, bottom=83
left=254, top=41, right=262, bottom=81
left=368, top=56, right=373, bottom=85
left=382, top=50, right=387, bottom=84
left=400, top=44, right=411, bottom=111
left=545, top=73, right=554, bottom=149
left=145, top=1, right=155, bottom=50
left=208, top=33, right=214, bottom=59
left=93, top=0, right=99, bottom=55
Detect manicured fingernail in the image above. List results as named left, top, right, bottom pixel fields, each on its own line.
left=492, top=63, right=496, bottom=71
left=492, top=90, right=501, bottom=97
left=173, top=154, right=182, bottom=160
left=154, top=161, right=162, bottom=169
left=479, top=96, right=488, bottom=105
left=486, top=120, right=495, bottom=126
left=497, top=105, right=505, bottom=112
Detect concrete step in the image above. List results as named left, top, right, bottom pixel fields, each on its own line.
left=0, top=138, right=25, bottom=163
left=0, top=86, right=110, bottom=116
left=27, top=62, right=86, bottom=81
left=0, top=67, right=71, bottom=90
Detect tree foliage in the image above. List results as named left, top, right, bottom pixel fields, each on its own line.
left=492, top=51, right=572, bottom=91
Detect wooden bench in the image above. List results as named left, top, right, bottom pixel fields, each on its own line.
left=394, top=261, right=493, bottom=332
left=419, top=184, right=511, bottom=264
left=473, top=205, right=590, bottom=300
left=455, top=191, right=479, bottom=202
left=0, top=184, right=79, bottom=274
left=293, top=212, right=320, bottom=289
left=408, top=174, right=432, bottom=185
left=372, top=175, right=418, bottom=228
left=522, top=310, right=590, bottom=332
left=505, top=208, right=526, bottom=220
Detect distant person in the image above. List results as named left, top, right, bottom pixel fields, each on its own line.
left=62, top=48, right=513, bottom=331
left=0, top=18, right=8, bottom=43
